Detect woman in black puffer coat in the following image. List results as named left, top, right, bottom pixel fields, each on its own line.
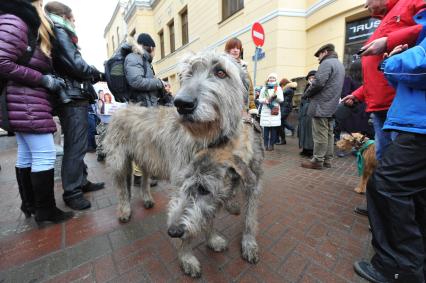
left=45, top=1, right=105, bottom=211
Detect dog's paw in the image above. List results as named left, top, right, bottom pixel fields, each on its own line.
left=208, top=234, right=228, bottom=252
left=180, top=254, right=201, bottom=278
left=118, top=206, right=131, bottom=223
left=241, top=236, right=259, bottom=264
left=354, top=187, right=365, bottom=194
left=143, top=200, right=155, bottom=209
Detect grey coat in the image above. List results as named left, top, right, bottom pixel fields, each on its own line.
left=305, top=52, right=345, bottom=118
left=124, top=40, right=164, bottom=107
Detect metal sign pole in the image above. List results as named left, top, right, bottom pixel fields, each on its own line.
left=253, top=46, right=259, bottom=92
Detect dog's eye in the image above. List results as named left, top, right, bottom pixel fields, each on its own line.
left=215, top=69, right=227, bottom=79
left=197, top=185, right=210, bottom=195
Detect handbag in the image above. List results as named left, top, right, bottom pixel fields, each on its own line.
left=271, top=105, right=280, bottom=116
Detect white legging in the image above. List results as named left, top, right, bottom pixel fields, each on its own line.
left=15, top=132, right=56, bottom=172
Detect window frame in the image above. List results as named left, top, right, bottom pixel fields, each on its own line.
left=222, top=0, right=244, bottom=21
left=180, top=8, right=189, bottom=46
left=158, top=29, right=165, bottom=59
left=168, top=20, right=175, bottom=53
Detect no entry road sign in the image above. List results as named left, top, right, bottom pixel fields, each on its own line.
left=251, top=22, right=265, bottom=47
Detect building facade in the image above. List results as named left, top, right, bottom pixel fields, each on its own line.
left=104, top=0, right=376, bottom=93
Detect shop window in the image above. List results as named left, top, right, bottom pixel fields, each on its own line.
left=181, top=8, right=188, bottom=45
left=344, top=17, right=380, bottom=68
left=222, top=0, right=244, bottom=21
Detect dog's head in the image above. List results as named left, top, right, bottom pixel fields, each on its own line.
left=336, top=133, right=368, bottom=151
left=174, top=52, right=248, bottom=142
left=167, top=150, right=255, bottom=239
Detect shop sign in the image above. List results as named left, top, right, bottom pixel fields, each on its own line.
left=346, top=18, right=380, bottom=44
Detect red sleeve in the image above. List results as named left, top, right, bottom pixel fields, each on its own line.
left=387, top=24, right=423, bottom=52
left=352, top=85, right=365, bottom=102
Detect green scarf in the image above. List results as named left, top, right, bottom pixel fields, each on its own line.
left=48, top=13, right=77, bottom=36
left=356, top=140, right=375, bottom=176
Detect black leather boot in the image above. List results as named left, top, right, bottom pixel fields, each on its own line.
left=15, top=167, right=35, bottom=218
left=31, top=169, right=74, bottom=225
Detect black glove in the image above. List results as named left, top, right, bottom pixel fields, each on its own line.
left=91, top=72, right=105, bottom=84
left=40, top=75, right=65, bottom=92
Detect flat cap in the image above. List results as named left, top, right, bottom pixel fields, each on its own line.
left=314, top=43, right=335, bottom=57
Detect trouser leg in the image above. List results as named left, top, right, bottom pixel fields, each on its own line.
left=371, top=111, right=392, bottom=161
left=58, top=105, right=89, bottom=201
left=367, top=133, right=426, bottom=282
left=312, top=117, right=328, bottom=163
left=324, top=118, right=334, bottom=163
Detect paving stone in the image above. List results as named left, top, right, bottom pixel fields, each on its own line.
left=66, top=234, right=112, bottom=268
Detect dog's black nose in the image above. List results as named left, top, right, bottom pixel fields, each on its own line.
left=168, top=225, right=184, bottom=238
left=174, top=95, right=197, bottom=115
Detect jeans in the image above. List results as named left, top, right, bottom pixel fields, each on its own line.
left=263, top=127, right=278, bottom=147
left=15, top=132, right=56, bottom=172
left=312, top=117, right=334, bottom=163
left=371, top=111, right=394, bottom=161
left=282, top=115, right=295, bottom=131
left=87, top=111, right=97, bottom=150
left=367, top=133, right=426, bottom=282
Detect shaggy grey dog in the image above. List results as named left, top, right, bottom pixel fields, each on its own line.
left=103, top=51, right=250, bottom=223
left=168, top=123, right=263, bottom=277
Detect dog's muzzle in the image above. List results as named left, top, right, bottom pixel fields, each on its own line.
left=167, top=224, right=185, bottom=238
left=174, top=95, right=198, bottom=115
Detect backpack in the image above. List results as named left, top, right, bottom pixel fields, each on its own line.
left=104, top=43, right=147, bottom=103
left=0, top=29, right=37, bottom=131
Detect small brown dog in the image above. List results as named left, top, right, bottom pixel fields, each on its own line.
left=336, top=133, right=377, bottom=194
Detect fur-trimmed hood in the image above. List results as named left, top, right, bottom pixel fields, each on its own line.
left=126, top=36, right=153, bottom=62
left=0, top=0, right=40, bottom=35
left=283, top=81, right=298, bottom=90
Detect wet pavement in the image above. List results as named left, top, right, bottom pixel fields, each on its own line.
left=0, top=131, right=371, bottom=282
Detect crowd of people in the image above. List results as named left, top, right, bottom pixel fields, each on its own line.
left=1, top=0, right=426, bottom=281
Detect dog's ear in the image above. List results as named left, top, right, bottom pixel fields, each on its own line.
left=223, top=155, right=256, bottom=189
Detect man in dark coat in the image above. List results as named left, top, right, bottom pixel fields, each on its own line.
left=301, top=44, right=345, bottom=170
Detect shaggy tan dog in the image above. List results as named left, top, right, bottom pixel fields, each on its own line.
left=336, top=133, right=377, bottom=194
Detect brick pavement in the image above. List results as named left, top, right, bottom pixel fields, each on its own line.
left=0, top=134, right=371, bottom=283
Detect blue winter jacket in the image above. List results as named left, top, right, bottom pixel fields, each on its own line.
left=383, top=10, right=426, bottom=134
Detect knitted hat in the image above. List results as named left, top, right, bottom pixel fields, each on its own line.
left=137, top=33, right=156, bottom=47
left=267, top=73, right=278, bottom=80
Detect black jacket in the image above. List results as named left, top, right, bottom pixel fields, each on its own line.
left=51, top=23, right=101, bottom=103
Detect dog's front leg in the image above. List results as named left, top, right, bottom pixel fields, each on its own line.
left=140, top=173, right=155, bottom=208
left=117, top=171, right=132, bottom=222
left=205, top=218, right=228, bottom=252
left=241, top=183, right=260, bottom=264
left=178, top=237, right=201, bottom=278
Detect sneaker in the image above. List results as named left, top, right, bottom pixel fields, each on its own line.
left=81, top=181, right=105, bottom=193
left=353, top=261, right=389, bottom=283
left=65, top=195, right=91, bottom=210
left=354, top=204, right=368, bottom=216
